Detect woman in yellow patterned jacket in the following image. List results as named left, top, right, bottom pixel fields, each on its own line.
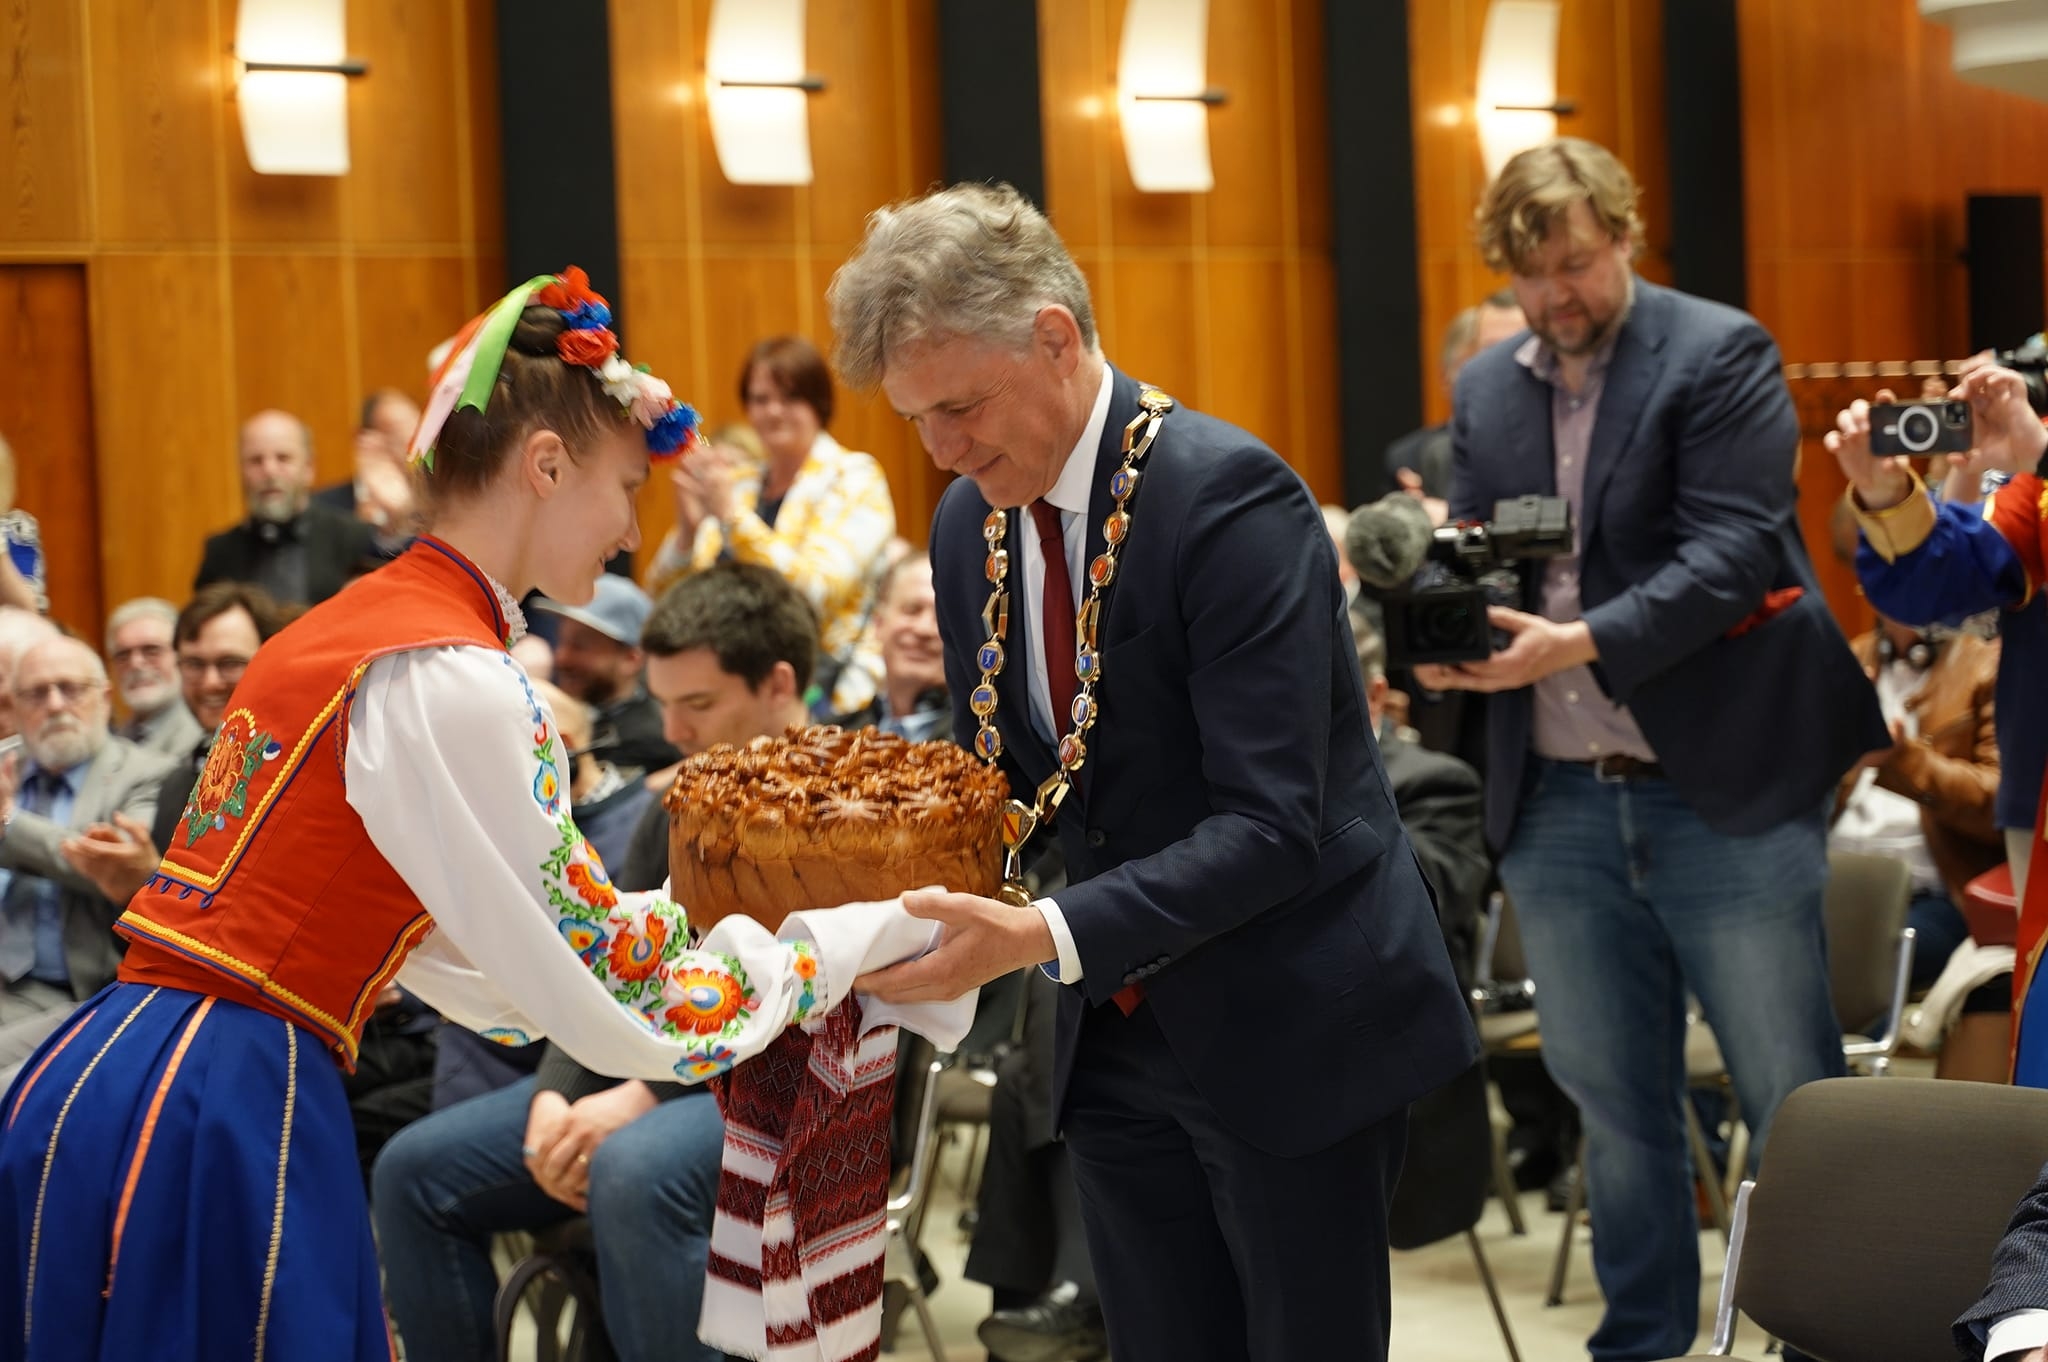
left=646, top=337, right=895, bottom=714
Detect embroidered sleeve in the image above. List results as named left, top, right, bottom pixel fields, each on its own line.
left=348, top=645, right=938, bottom=1083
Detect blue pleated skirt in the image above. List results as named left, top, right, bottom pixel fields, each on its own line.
left=0, top=982, right=390, bottom=1362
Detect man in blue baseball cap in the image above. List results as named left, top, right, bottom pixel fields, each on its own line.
left=533, top=574, right=681, bottom=775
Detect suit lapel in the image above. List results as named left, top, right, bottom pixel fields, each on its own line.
left=1579, top=280, right=1672, bottom=543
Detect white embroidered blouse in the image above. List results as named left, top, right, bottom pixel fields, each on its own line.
left=345, top=641, right=972, bottom=1083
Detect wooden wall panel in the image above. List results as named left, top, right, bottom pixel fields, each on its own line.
left=1407, top=0, right=1670, bottom=431
left=607, top=0, right=944, bottom=558
left=1741, top=0, right=2048, bottom=631
left=1037, top=0, right=1342, bottom=499
left=88, top=0, right=223, bottom=245
left=0, top=1, right=89, bottom=244
left=230, top=255, right=356, bottom=487
left=89, top=254, right=238, bottom=609
left=2, top=0, right=502, bottom=631
left=0, top=267, right=101, bottom=636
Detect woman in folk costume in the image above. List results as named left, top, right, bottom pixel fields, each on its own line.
left=1828, top=362, right=2048, bottom=1083
left=0, top=269, right=962, bottom=1362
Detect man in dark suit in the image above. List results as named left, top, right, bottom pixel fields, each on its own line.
left=830, top=182, right=1477, bottom=1362
left=1958, top=1164, right=2048, bottom=1361
left=1417, top=139, right=1886, bottom=1362
left=195, top=409, right=378, bottom=606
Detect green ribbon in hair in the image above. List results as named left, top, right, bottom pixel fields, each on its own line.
left=416, top=273, right=558, bottom=473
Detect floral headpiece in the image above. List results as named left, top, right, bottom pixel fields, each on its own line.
left=408, top=267, right=700, bottom=472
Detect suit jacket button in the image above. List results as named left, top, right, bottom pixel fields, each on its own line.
left=1086, top=828, right=1106, bottom=848
left=1123, top=973, right=1139, bottom=986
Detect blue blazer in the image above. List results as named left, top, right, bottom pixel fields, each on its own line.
left=1449, top=280, right=1886, bottom=851
left=931, top=367, right=1478, bottom=1158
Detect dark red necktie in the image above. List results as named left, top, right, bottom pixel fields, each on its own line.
left=1028, top=499, right=1143, bottom=1016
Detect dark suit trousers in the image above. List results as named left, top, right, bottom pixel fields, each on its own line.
left=1064, top=998, right=1408, bottom=1362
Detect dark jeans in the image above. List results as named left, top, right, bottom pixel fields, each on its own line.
left=1499, top=761, right=1844, bottom=1362
left=370, top=1076, right=733, bottom=1362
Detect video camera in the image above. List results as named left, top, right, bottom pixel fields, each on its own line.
left=1992, top=333, right=2048, bottom=416
left=1345, top=493, right=1575, bottom=669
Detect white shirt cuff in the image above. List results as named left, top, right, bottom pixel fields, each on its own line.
left=1034, top=896, right=1084, bottom=985
left=1985, top=1309, right=2048, bottom=1362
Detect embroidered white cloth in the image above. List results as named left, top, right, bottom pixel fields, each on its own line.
left=699, top=902, right=975, bottom=1362
left=342, top=641, right=969, bottom=1086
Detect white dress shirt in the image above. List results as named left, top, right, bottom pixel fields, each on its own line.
left=1984, top=1308, right=2048, bottom=1362
left=1020, top=363, right=1115, bottom=986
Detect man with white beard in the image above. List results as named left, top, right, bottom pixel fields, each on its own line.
left=193, top=409, right=378, bottom=605
left=104, top=597, right=203, bottom=758
left=0, top=636, right=174, bottom=1074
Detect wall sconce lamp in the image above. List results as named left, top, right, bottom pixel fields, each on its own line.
left=1476, top=0, right=1569, bottom=180
left=1117, top=0, right=1226, bottom=194
left=706, top=0, right=826, bottom=186
left=234, top=0, right=368, bottom=176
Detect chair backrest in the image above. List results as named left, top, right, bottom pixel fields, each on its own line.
left=1822, top=850, right=1913, bottom=1033
left=1731, top=1077, right=2048, bottom=1362
left=1387, top=1058, right=1492, bottom=1251
left=1488, top=891, right=1528, bottom=984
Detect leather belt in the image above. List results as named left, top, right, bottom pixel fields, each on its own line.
left=1571, top=754, right=1666, bottom=782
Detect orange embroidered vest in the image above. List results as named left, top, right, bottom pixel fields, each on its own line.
left=117, top=538, right=512, bottom=1067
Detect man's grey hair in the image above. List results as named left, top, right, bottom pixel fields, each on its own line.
left=0, top=607, right=59, bottom=676
left=827, top=182, right=1098, bottom=391
left=104, top=597, right=179, bottom=655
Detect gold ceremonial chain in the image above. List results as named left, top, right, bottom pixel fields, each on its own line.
left=971, top=387, right=1174, bottom=908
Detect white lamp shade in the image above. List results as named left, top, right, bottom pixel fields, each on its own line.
left=239, top=72, right=350, bottom=175
left=1117, top=0, right=1214, bottom=194
left=235, top=0, right=352, bottom=176
left=1476, top=0, right=1562, bottom=181
left=706, top=0, right=814, bottom=186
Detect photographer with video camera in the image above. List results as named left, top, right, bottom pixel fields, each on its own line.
left=1414, top=138, right=1884, bottom=1362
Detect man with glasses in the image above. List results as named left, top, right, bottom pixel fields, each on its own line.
left=105, top=597, right=203, bottom=759
left=0, top=636, right=176, bottom=1076
left=63, top=583, right=286, bottom=908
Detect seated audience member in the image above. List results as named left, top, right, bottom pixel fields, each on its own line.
left=1829, top=369, right=2048, bottom=893
left=830, top=552, right=948, bottom=741
left=0, top=637, right=175, bottom=1075
left=0, top=433, right=45, bottom=613
left=1384, top=290, right=1527, bottom=525
left=534, top=573, right=681, bottom=774
left=63, top=582, right=287, bottom=907
left=372, top=562, right=822, bottom=1362
left=314, top=388, right=423, bottom=550
left=105, top=596, right=203, bottom=758
left=0, top=608, right=60, bottom=739
left=195, top=409, right=379, bottom=606
left=1957, top=1164, right=2048, bottom=1361
left=511, top=631, right=554, bottom=682
left=645, top=337, right=896, bottom=715
left=1826, top=503, right=2002, bottom=996
left=1354, top=614, right=1491, bottom=980
left=1323, top=504, right=1363, bottom=612
left=428, top=678, right=652, bottom=1112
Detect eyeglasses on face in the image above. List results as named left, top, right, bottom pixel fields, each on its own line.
left=175, top=655, right=252, bottom=682
left=14, top=679, right=105, bottom=706
left=109, top=643, right=172, bottom=668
